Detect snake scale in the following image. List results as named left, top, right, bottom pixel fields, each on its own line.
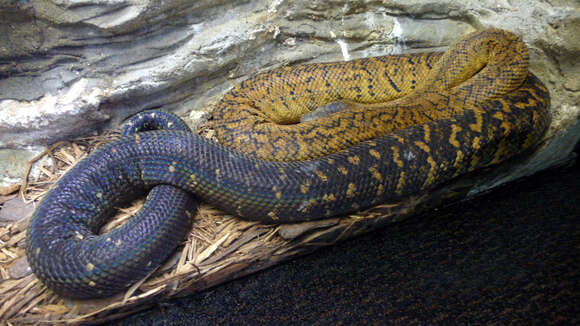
left=26, top=29, right=551, bottom=298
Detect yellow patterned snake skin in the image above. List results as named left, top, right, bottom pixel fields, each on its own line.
left=211, top=28, right=538, bottom=161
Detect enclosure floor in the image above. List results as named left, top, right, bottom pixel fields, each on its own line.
left=115, top=161, right=580, bottom=325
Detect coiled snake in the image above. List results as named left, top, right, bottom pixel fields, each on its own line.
left=26, top=29, right=551, bottom=298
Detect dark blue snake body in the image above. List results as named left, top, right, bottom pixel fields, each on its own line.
left=26, top=75, right=550, bottom=298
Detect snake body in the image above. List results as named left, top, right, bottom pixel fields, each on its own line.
left=212, top=29, right=530, bottom=161
left=26, top=29, right=551, bottom=298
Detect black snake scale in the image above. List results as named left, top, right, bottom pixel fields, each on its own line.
left=26, top=29, right=551, bottom=298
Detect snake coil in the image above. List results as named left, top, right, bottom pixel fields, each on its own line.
left=26, top=29, right=550, bottom=298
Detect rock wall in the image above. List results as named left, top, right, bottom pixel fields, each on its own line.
left=1, top=0, right=579, bottom=186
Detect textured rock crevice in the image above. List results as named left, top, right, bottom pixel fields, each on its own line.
left=0, top=0, right=579, bottom=186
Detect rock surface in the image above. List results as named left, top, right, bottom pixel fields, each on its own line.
left=0, top=0, right=579, bottom=186
left=0, top=196, right=34, bottom=223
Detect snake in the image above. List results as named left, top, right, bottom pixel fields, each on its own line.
left=26, top=29, right=551, bottom=299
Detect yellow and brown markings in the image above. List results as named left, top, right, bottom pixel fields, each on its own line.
left=377, top=184, right=385, bottom=196
left=422, top=156, right=439, bottom=189
left=322, top=193, right=336, bottom=202
left=449, top=125, right=463, bottom=148
left=414, top=140, right=431, bottom=153
left=453, top=149, right=467, bottom=170
left=391, top=134, right=406, bottom=144
left=499, top=119, right=513, bottom=133
left=346, top=183, right=357, bottom=198
left=395, top=171, right=406, bottom=195
left=489, top=138, right=512, bottom=166
left=348, top=155, right=360, bottom=166
left=314, top=169, right=328, bottom=182
left=422, top=124, right=431, bottom=143
left=368, top=165, right=383, bottom=182
left=300, top=180, right=311, bottom=194
left=391, top=146, right=404, bottom=168
left=369, top=149, right=381, bottom=160
left=469, top=132, right=482, bottom=151
left=337, top=166, right=348, bottom=175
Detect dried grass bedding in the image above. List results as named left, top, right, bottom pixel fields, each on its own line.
left=0, top=123, right=535, bottom=324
